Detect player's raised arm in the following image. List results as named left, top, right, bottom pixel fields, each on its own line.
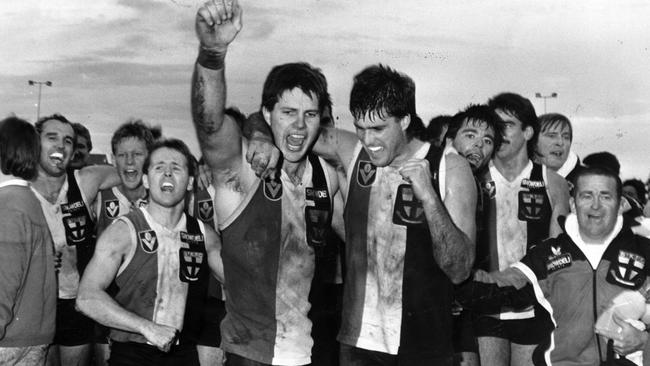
left=191, top=0, right=244, bottom=170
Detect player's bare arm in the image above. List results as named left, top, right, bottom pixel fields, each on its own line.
left=399, top=153, right=476, bottom=284
left=191, top=0, right=244, bottom=174
left=546, top=169, right=570, bottom=238
left=77, top=165, right=120, bottom=201
left=76, top=220, right=177, bottom=351
left=203, top=224, right=224, bottom=283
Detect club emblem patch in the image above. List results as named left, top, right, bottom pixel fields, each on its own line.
left=357, top=160, right=376, bottom=187
left=104, top=199, right=120, bottom=219
left=393, top=184, right=425, bottom=226
left=546, top=245, right=572, bottom=273
left=197, top=199, right=214, bottom=222
left=607, top=250, right=645, bottom=289
left=63, top=215, right=88, bottom=244
left=264, top=176, right=282, bottom=201
left=518, top=191, right=546, bottom=221
left=179, top=248, right=204, bottom=282
left=305, top=206, right=330, bottom=248
left=138, top=230, right=158, bottom=254
left=483, top=181, right=496, bottom=200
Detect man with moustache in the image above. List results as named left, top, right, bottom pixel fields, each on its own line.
left=442, top=104, right=503, bottom=366
left=77, top=139, right=224, bottom=366
left=30, top=114, right=121, bottom=366
left=191, top=1, right=340, bottom=365
left=473, top=93, right=570, bottom=366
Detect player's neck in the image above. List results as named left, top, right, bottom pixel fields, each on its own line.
left=282, top=159, right=306, bottom=186
left=146, top=201, right=185, bottom=231
left=493, top=151, right=530, bottom=181
left=32, top=168, right=66, bottom=203
left=389, top=138, right=424, bottom=168
left=119, top=184, right=146, bottom=203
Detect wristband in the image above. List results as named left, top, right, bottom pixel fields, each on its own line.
left=197, top=46, right=226, bottom=70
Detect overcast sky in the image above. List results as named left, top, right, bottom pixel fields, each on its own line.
left=2, top=0, right=649, bottom=179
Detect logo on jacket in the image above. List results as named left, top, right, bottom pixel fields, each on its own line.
left=63, top=215, right=88, bottom=244
left=357, top=160, right=376, bottom=187
left=518, top=191, right=546, bottom=221
left=305, top=206, right=330, bottom=248
left=546, top=245, right=572, bottom=273
left=179, top=248, right=204, bottom=282
left=105, top=199, right=120, bottom=219
left=198, top=199, right=214, bottom=222
left=138, top=230, right=158, bottom=254
left=393, top=184, right=425, bottom=226
left=607, top=250, right=645, bottom=289
left=264, top=176, right=282, bottom=201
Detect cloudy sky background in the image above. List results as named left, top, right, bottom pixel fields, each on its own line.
left=2, top=0, right=649, bottom=179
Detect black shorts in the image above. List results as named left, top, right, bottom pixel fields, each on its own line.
left=452, top=310, right=478, bottom=353
left=196, top=297, right=226, bottom=347
left=473, top=313, right=548, bottom=345
left=110, top=341, right=199, bottom=366
left=53, top=298, right=95, bottom=346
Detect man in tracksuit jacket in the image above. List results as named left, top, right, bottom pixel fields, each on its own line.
left=459, top=166, right=650, bottom=366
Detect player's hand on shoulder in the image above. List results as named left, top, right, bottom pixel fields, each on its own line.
left=246, top=137, right=280, bottom=179
left=196, top=0, right=243, bottom=51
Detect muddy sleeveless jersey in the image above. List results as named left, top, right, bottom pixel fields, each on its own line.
left=31, top=170, right=95, bottom=299
left=338, top=142, right=454, bottom=359
left=110, top=207, right=208, bottom=344
left=479, top=161, right=552, bottom=319
left=219, top=154, right=332, bottom=365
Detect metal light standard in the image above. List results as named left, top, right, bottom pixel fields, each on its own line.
left=535, top=92, right=557, bottom=114
left=28, top=80, right=53, bottom=121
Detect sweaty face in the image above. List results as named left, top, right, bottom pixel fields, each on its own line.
left=69, top=136, right=90, bottom=169
left=263, top=88, right=321, bottom=163
left=572, top=174, right=622, bottom=243
left=450, top=119, right=495, bottom=172
left=39, top=120, right=74, bottom=177
left=114, top=137, right=148, bottom=191
left=143, top=147, right=193, bottom=208
left=535, top=124, right=571, bottom=171
left=354, top=111, right=408, bottom=168
left=495, top=109, right=532, bottom=162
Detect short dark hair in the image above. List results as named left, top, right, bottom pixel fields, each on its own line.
left=425, top=115, right=452, bottom=145
left=35, top=114, right=75, bottom=141
left=538, top=113, right=572, bottom=141
left=623, top=179, right=647, bottom=205
left=143, top=138, right=196, bottom=177
left=0, top=117, right=41, bottom=180
left=446, top=104, right=504, bottom=154
left=350, top=64, right=424, bottom=140
left=72, top=122, right=93, bottom=151
left=261, top=62, right=331, bottom=116
left=111, top=119, right=156, bottom=154
left=583, top=151, right=620, bottom=176
left=571, top=166, right=622, bottom=200
left=488, top=93, right=538, bottom=155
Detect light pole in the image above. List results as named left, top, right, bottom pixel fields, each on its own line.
left=535, top=92, right=557, bottom=114
left=28, top=80, right=53, bottom=121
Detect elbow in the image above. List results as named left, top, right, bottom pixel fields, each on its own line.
left=75, top=291, right=92, bottom=318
